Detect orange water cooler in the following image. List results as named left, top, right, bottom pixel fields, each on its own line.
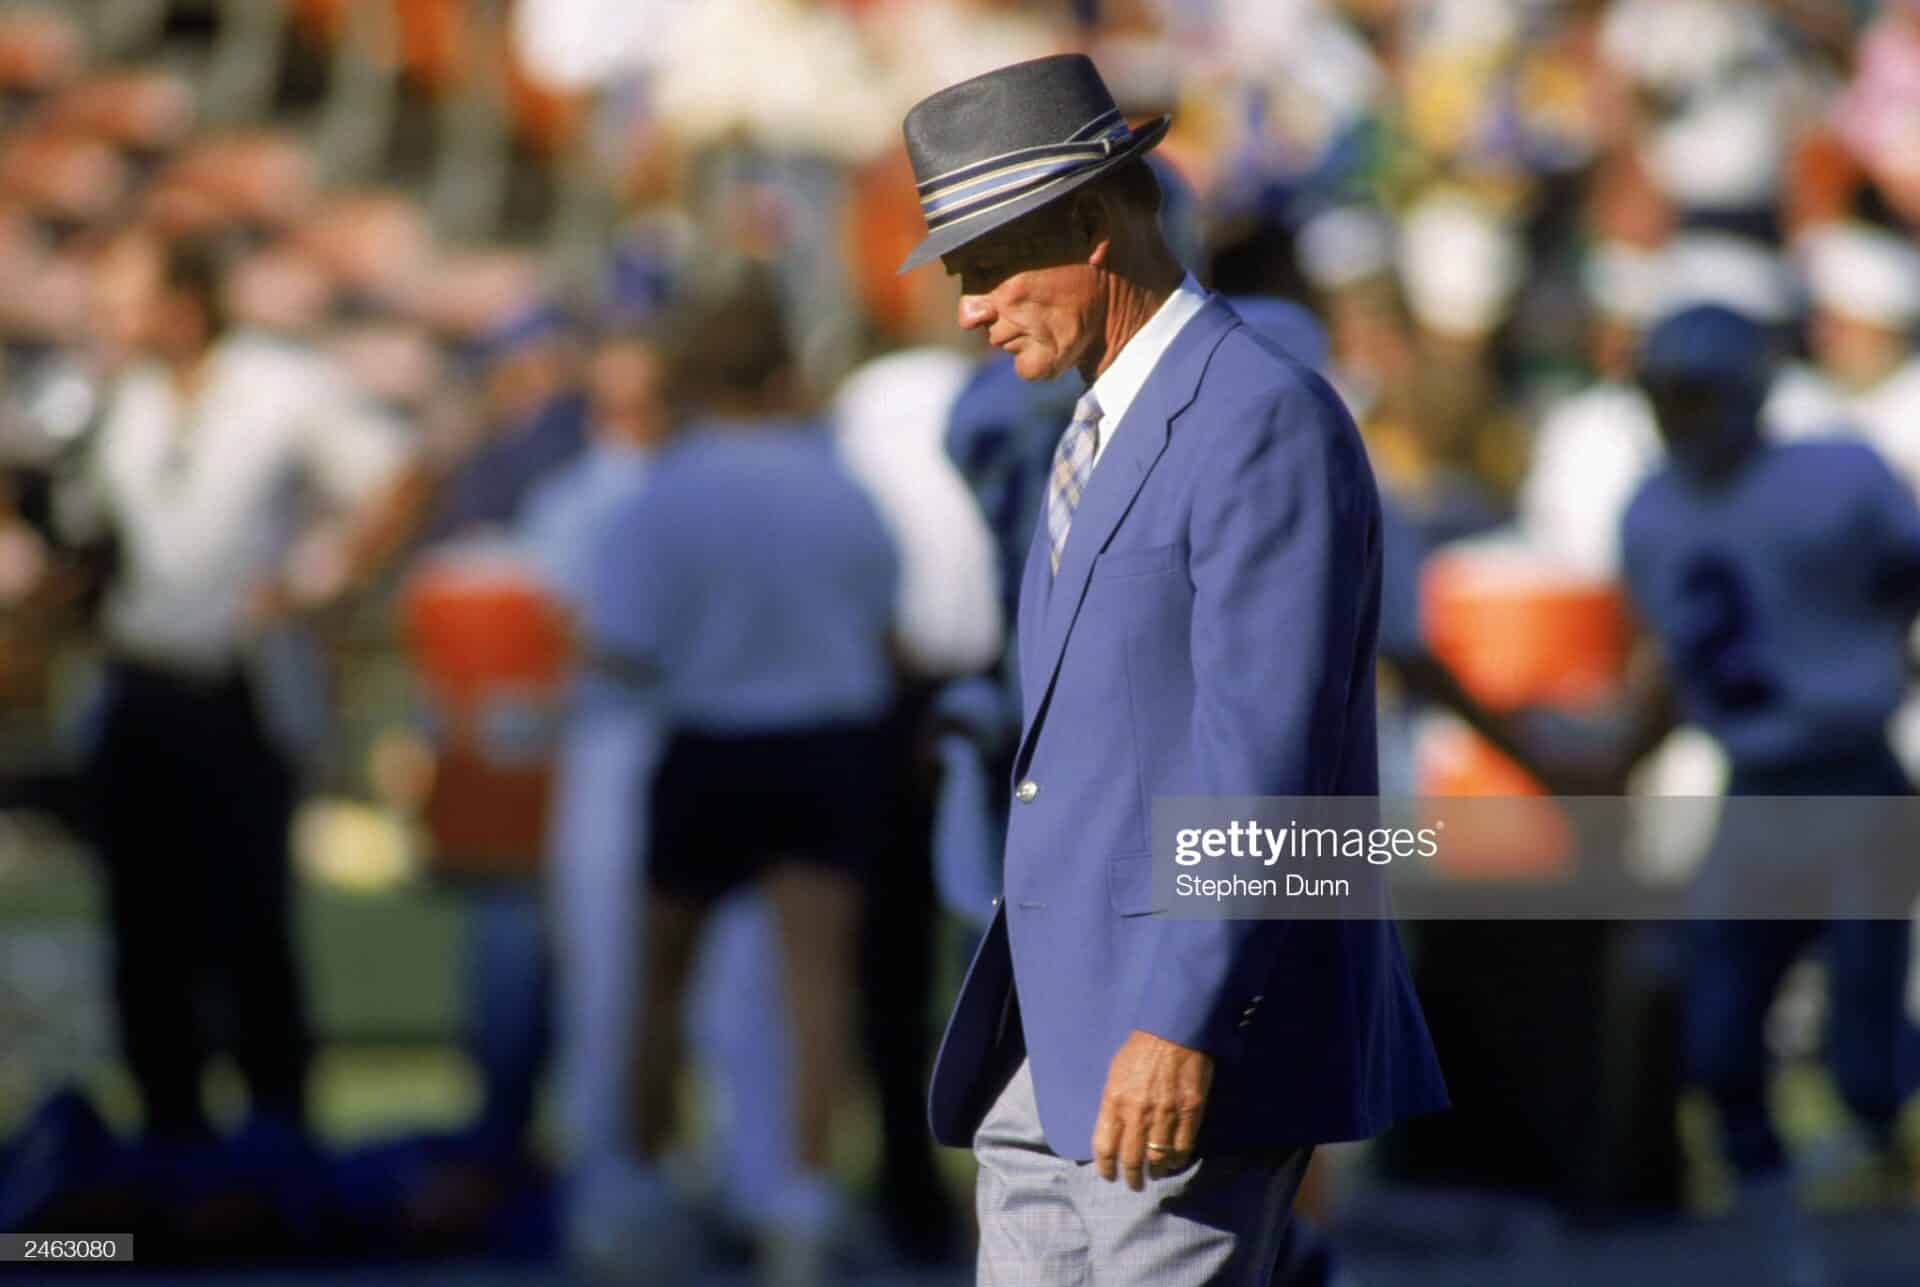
left=1414, top=542, right=1632, bottom=877
left=400, top=542, right=573, bottom=881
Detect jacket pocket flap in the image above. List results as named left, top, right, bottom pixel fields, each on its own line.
left=1108, top=852, right=1162, bottom=916
left=1092, top=543, right=1178, bottom=580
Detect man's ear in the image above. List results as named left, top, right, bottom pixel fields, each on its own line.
left=1076, top=192, right=1112, bottom=267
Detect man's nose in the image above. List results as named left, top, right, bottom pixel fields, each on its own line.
left=957, top=293, right=995, bottom=332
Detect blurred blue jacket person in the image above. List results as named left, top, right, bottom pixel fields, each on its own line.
left=521, top=327, right=674, bottom=1186
left=429, top=304, right=589, bottom=541
left=521, top=329, right=672, bottom=608
left=583, top=266, right=899, bottom=1279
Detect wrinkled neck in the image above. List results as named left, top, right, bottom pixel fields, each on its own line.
left=1080, top=247, right=1183, bottom=384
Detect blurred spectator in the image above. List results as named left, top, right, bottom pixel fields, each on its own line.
left=1764, top=218, right=1920, bottom=785
left=1519, top=239, right=1666, bottom=578
left=521, top=324, right=674, bottom=604
left=226, top=241, right=332, bottom=337
left=295, top=190, right=436, bottom=320
left=1395, top=0, right=1581, bottom=185
left=649, top=0, right=893, bottom=166
left=1192, top=0, right=1384, bottom=222
left=864, top=0, right=1071, bottom=114
left=1600, top=0, right=1815, bottom=238
left=1392, top=191, right=1529, bottom=498
left=1358, top=192, right=1517, bottom=662
left=833, top=347, right=1001, bottom=680
left=410, top=255, right=588, bottom=1178
left=1396, top=188, right=1523, bottom=342
left=511, top=0, right=690, bottom=90
left=153, top=129, right=316, bottom=248
left=831, top=327, right=1000, bottom=1263
left=524, top=321, right=683, bottom=1271
left=2, top=131, right=130, bottom=246
left=1659, top=230, right=1798, bottom=327
left=423, top=287, right=588, bottom=540
left=1297, top=203, right=1406, bottom=428
left=585, top=263, right=898, bottom=1285
left=646, top=0, right=894, bottom=386
left=1766, top=220, right=1920, bottom=492
left=42, top=67, right=196, bottom=205
left=323, top=316, right=447, bottom=420
left=81, top=232, right=420, bottom=1143
left=1831, top=0, right=1920, bottom=228
left=533, top=330, right=806, bottom=1283
left=945, top=354, right=1081, bottom=654
left=0, top=7, right=85, bottom=131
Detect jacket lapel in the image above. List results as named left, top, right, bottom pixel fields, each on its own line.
left=1012, top=296, right=1240, bottom=774
left=1015, top=499, right=1053, bottom=712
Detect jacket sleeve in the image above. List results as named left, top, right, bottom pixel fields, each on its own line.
left=1130, top=374, right=1381, bottom=1058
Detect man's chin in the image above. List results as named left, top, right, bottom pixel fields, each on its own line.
left=1011, top=348, right=1062, bottom=382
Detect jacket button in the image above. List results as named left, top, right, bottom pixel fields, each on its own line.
left=1015, top=779, right=1039, bottom=803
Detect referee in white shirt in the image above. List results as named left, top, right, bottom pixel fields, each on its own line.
left=85, top=234, right=422, bottom=1140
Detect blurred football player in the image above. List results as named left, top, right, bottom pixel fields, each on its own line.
left=1620, top=303, right=1920, bottom=1285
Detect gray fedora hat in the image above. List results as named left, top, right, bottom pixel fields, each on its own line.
left=896, top=54, right=1170, bottom=274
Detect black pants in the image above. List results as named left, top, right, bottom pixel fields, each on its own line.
left=90, top=661, right=310, bottom=1138
left=858, top=684, right=956, bottom=1258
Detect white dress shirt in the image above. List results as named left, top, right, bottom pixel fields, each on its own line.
left=1086, top=273, right=1209, bottom=470
left=92, top=333, right=409, bottom=672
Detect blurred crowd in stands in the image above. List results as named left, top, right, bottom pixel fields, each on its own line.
left=0, top=0, right=1918, bottom=1283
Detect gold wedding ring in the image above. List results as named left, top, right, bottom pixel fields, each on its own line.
left=1145, top=1143, right=1173, bottom=1154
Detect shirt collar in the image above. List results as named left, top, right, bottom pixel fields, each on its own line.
left=1088, top=273, right=1208, bottom=436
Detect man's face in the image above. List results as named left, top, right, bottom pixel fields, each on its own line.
left=90, top=234, right=162, bottom=361
left=589, top=338, right=668, bottom=446
left=1810, top=308, right=1910, bottom=392
left=483, top=341, right=571, bottom=424
left=942, top=207, right=1102, bottom=382
left=1644, top=376, right=1720, bottom=450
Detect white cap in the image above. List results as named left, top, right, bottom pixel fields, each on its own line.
left=1398, top=192, right=1522, bottom=336
left=1583, top=241, right=1667, bottom=325
left=1418, top=0, right=1522, bottom=54
left=1656, top=232, right=1794, bottom=324
left=1642, top=83, right=1784, bottom=212
left=1601, top=0, right=1768, bottom=95
left=1299, top=205, right=1395, bottom=292
left=1799, top=222, right=1920, bottom=328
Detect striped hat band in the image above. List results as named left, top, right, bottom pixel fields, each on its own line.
left=918, top=114, right=1134, bottom=233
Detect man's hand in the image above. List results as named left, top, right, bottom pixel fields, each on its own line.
left=1090, top=1029, right=1213, bottom=1191
left=242, top=526, right=359, bottom=634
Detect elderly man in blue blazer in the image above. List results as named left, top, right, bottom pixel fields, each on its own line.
left=899, top=56, right=1447, bottom=1284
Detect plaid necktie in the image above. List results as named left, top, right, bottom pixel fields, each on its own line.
left=1046, top=390, right=1103, bottom=575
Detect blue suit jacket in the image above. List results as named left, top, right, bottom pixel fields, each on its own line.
left=927, top=296, right=1448, bottom=1159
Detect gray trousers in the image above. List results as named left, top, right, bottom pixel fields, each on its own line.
left=975, top=1061, right=1312, bottom=1286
